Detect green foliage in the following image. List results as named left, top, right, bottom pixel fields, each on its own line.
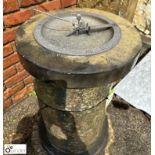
left=28, top=90, right=37, bottom=97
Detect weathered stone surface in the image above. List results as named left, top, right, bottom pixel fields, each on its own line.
left=133, top=0, right=151, bottom=35
left=40, top=101, right=107, bottom=153
left=78, top=0, right=151, bottom=35
left=31, top=99, right=151, bottom=155
left=34, top=78, right=109, bottom=153
left=15, top=8, right=143, bottom=155
left=78, top=0, right=138, bottom=21
left=78, top=0, right=121, bottom=14
left=15, top=8, right=142, bottom=88
left=35, top=79, right=110, bottom=111
left=32, top=123, right=48, bottom=155
left=35, top=79, right=108, bottom=154
left=4, top=96, right=150, bottom=155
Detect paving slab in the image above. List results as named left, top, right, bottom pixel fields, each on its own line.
left=115, top=52, right=151, bottom=115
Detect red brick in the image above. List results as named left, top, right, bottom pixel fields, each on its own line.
left=11, top=42, right=17, bottom=52
left=5, top=70, right=29, bottom=88
left=4, top=81, right=25, bottom=100
left=34, top=5, right=47, bottom=13
left=3, top=28, right=16, bottom=44
left=4, top=98, right=12, bottom=109
left=26, top=84, right=34, bottom=92
left=20, top=0, right=46, bottom=7
left=12, top=87, right=28, bottom=103
left=3, top=66, right=17, bottom=81
left=4, top=9, right=33, bottom=27
left=24, top=76, right=33, bottom=85
left=39, top=0, right=61, bottom=11
left=3, top=0, right=19, bottom=13
left=3, top=53, right=20, bottom=69
left=3, top=44, right=14, bottom=57
left=15, top=62, right=24, bottom=72
left=12, top=82, right=25, bottom=94
left=4, top=90, right=11, bottom=101
left=61, top=0, right=77, bottom=8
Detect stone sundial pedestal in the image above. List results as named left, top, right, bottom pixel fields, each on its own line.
left=15, top=8, right=142, bottom=155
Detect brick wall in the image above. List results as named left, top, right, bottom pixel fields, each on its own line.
left=3, top=0, right=77, bottom=109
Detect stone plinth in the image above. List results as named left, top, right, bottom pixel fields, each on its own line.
left=35, top=79, right=109, bottom=154
left=15, top=8, right=142, bottom=155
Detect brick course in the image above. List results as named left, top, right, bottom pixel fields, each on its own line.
left=3, top=28, right=16, bottom=45
left=4, top=81, right=25, bottom=100
left=3, top=44, right=14, bottom=57
left=39, top=0, right=61, bottom=11
left=4, top=9, right=34, bottom=27
left=3, top=53, right=20, bottom=69
left=15, top=62, right=24, bottom=72
left=5, top=70, right=29, bottom=88
left=24, top=76, right=33, bottom=85
left=20, top=0, right=46, bottom=7
left=3, top=0, right=77, bottom=109
left=12, top=87, right=29, bottom=103
left=61, top=0, right=77, bottom=8
left=3, top=0, right=20, bottom=14
left=3, top=66, right=17, bottom=81
left=4, top=99, right=12, bottom=109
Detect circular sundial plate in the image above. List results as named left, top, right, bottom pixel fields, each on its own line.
left=34, top=11, right=121, bottom=56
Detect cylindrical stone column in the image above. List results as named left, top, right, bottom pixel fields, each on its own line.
left=15, top=8, right=142, bottom=155
left=35, top=79, right=110, bottom=154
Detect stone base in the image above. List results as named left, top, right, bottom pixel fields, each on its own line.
left=31, top=122, right=48, bottom=155
left=31, top=102, right=150, bottom=155
left=32, top=117, right=108, bottom=155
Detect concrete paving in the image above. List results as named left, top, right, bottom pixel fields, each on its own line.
left=115, top=52, right=151, bottom=115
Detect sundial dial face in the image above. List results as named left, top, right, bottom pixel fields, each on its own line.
left=16, top=8, right=142, bottom=87
left=34, top=11, right=121, bottom=56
